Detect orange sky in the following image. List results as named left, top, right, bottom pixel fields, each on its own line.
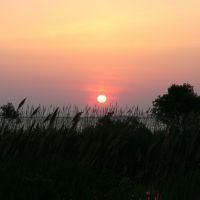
left=0, top=0, right=200, bottom=108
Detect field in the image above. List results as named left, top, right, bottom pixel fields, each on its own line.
left=0, top=101, right=200, bottom=199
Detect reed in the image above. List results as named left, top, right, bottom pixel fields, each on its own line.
left=0, top=99, right=199, bottom=199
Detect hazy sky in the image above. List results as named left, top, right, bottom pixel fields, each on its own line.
left=0, top=0, right=200, bottom=108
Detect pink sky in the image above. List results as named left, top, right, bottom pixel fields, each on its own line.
left=0, top=0, right=200, bottom=108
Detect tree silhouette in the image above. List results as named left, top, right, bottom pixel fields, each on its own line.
left=0, top=98, right=26, bottom=122
left=0, top=102, right=19, bottom=120
left=152, top=83, right=200, bottom=129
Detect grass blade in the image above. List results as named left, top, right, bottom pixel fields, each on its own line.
left=17, top=98, right=27, bottom=111
left=30, top=106, right=40, bottom=117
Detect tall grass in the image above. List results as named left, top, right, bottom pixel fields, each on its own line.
left=0, top=100, right=199, bottom=199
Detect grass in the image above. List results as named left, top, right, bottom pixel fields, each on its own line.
left=0, top=101, right=200, bottom=199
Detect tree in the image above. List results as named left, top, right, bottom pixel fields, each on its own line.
left=152, top=83, right=200, bottom=128
left=0, top=98, right=26, bottom=121
left=0, top=102, right=19, bottom=120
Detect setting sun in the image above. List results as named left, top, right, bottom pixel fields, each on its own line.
left=97, top=94, right=107, bottom=104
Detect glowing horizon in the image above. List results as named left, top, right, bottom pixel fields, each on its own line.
left=1, top=0, right=200, bottom=108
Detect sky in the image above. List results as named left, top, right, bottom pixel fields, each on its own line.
left=0, top=0, right=200, bottom=109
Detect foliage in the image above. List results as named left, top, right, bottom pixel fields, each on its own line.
left=0, top=102, right=19, bottom=120
left=0, top=98, right=27, bottom=121
left=0, top=92, right=200, bottom=199
left=152, top=83, right=200, bottom=127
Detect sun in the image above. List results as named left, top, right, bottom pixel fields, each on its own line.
left=97, top=94, right=107, bottom=104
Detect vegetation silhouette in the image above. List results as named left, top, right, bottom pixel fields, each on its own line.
left=152, top=83, right=200, bottom=132
left=0, top=98, right=27, bottom=121
left=0, top=102, right=19, bottom=120
left=0, top=83, right=200, bottom=199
